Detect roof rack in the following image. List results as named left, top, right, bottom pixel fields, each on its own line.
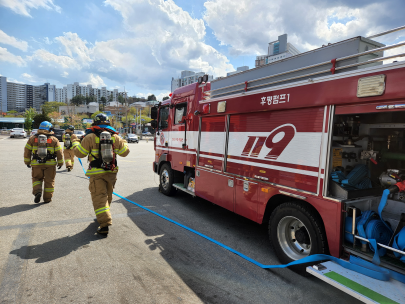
left=205, top=25, right=405, bottom=100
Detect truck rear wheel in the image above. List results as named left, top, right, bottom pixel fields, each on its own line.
left=269, top=201, right=327, bottom=274
left=159, top=164, right=177, bottom=196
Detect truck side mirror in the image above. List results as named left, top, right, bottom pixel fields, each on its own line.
left=151, top=120, right=157, bottom=129
left=151, top=107, right=158, bottom=119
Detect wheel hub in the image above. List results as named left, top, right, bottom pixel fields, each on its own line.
left=277, top=216, right=312, bottom=260
left=160, top=169, right=170, bottom=190
left=295, top=227, right=310, bottom=245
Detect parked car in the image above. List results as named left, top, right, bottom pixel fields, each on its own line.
left=10, top=128, right=27, bottom=138
left=142, top=131, right=152, bottom=136
left=74, top=130, right=85, bottom=140
left=30, top=129, right=38, bottom=137
left=53, top=128, right=65, bottom=142
left=125, top=134, right=139, bottom=143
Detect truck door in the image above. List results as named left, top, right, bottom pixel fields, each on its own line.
left=170, top=97, right=188, bottom=149
left=196, top=115, right=234, bottom=212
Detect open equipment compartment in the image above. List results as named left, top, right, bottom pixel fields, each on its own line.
left=326, top=110, right=405, bottom=274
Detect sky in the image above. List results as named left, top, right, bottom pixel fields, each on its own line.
left=0, top=0, right=405, bottom=100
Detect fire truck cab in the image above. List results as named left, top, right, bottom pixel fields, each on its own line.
left=152, top=28, right=405, bottom=302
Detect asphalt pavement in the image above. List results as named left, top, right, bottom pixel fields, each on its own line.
left=0, top=136, right=359, bottom=304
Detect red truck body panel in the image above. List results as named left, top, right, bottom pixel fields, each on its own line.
left=154, top=63, right=405, bottom=259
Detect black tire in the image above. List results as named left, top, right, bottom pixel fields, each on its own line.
left=269, top=201, right=327, bottom=274
left=159, top=163, right=177, bottom=196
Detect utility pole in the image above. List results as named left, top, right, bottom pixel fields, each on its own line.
left=124, top=87, right=128, bottom=134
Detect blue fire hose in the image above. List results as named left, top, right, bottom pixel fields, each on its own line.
left=77, top=158, right=405, bottom=283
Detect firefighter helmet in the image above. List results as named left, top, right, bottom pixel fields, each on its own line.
left=39, top=121, right=53, bottom=131
left=93, top=114, right=110, bottom=125
left=67, top=125, right=75, bottom=131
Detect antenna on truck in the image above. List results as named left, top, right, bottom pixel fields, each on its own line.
left=366, top=24, right=405, bottom=39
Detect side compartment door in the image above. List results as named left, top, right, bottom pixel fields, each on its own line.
left=226, top=107, right=325, bottom=193
left=196, top=116, right=234, bottom=212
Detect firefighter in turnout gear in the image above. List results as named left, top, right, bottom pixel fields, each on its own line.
left=74, top=114, right=130, bottom=234
left=24, top=121, right=64, bottom=203
left=62, top=125, right=79, bottom=171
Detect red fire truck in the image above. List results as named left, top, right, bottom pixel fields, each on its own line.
left=152, top=26, right=405, bottom=301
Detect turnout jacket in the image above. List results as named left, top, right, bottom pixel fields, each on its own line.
left=62, top=131, right=79, bottom=149
left=74, top=133, right=130, bottom=176
left=24, top=130, right=64, bottom=166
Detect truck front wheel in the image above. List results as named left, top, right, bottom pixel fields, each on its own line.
left=269, top=201, right=327, bottom=273
left=159, top=163, right=177, bottom=196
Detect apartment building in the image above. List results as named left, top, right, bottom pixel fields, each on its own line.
left=7, top=82, right=26, bottom=112
left=171, top=71, right=213, bottom=92
left=255, top=34, right=301, bottom=68
left=0, top=76, right=6, bottom=113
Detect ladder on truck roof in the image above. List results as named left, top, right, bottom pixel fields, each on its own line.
left=206, top=25, right=405, bottom=100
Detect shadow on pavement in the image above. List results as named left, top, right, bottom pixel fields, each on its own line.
left=0, top=204, right=42, bottom=218
left=10, top=221, right=103, bottom=263
left=115, top=187, right=275, bottom=303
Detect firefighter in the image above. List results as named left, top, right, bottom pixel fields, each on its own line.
left=24, top=121, right=64, bottom=204
left=62, top=125, right=79, bottom=172
left=74, top=114, right=130, bottom=234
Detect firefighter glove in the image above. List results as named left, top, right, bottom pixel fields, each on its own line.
left=27, top=164, right=31, bottom=168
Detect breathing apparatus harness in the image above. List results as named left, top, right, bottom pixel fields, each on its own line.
left=89, top=125, right=118, bottom=171
left=32, top=133, right=56, bottom=163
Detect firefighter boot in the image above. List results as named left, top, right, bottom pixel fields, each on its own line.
left=97, top=226, right=109, bottom=234
left=34, top=192, right=41, bottom=204
left=67, top=167, right=72, bottom=172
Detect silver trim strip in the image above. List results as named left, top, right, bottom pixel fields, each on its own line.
left=279, top=190, right=307, bottom=200
left=323, top=105, right=334, bottom=197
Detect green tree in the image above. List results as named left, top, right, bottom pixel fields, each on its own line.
left=85, top=96, right=95, bottom=105
left=147, top=94, right=156, bottom=101
left=24, top=108, right=36, bottom=132
left=32, top=113, right=52, bottom=129
left=99, top=97, right=107, bottom=110
left=70, top=95, right=85, bottom=106
left=42, top=101, right=66, bottom=115
left=162, top=96, right=169, bottom=101
left=118, top=94, right=125, bottom=105
left=108, top=93, right=113, bottom=105
left=91, top=111, right=104, bottom=120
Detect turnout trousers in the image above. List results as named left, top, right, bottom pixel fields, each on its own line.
left=89, top=173, right=117, bottom=228
left=63, top=148, right=75, bottom=169
left=32, top=165, right=56, bottom=202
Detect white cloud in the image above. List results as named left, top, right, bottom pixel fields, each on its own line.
left=81, top=74, right=107, bottom=88
left=21, top=72, right=38, bottom=82
left=384, top=43, right=405, bottom=63
left=0, top=47, right=26, bottom=66
left=7, top=78, right=25, bottom=84
left=203, top=0, right=404, bottom=55
left=0, top=30, right=28, bottom=51
left=156, top=92, right=171, bottom=100
left=0, top=0, right=61, bottom=17
left=25, top=1, right=235, bottom=92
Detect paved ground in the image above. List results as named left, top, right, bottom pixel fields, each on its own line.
left=0, top=136, right=359, bottom=304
